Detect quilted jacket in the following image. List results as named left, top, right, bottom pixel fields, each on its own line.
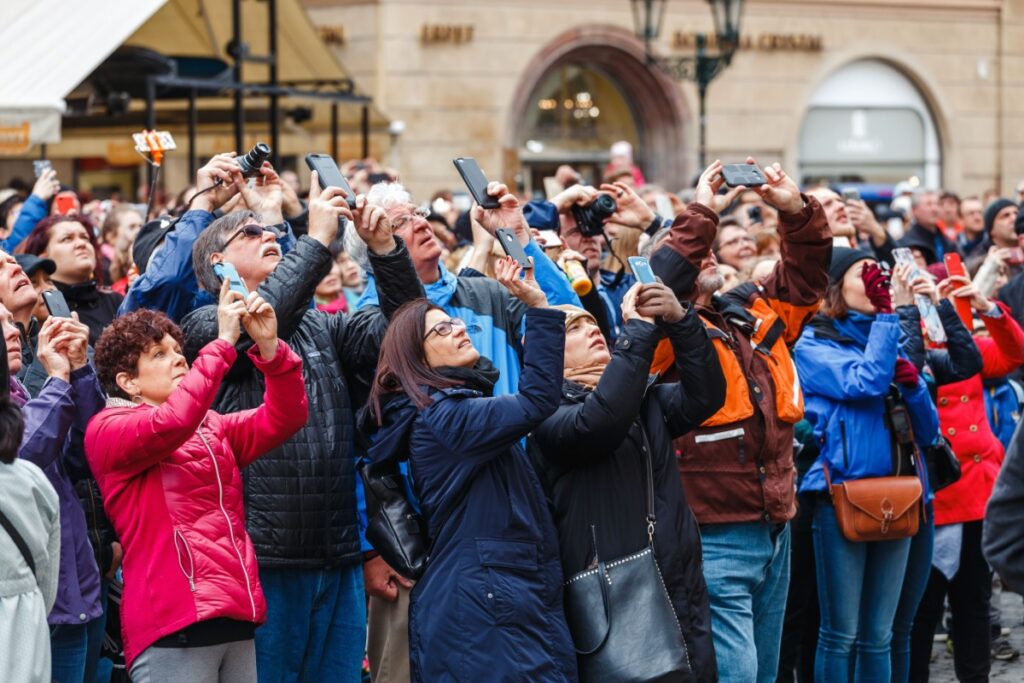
left=180, top=235, right=424, bottom=567
left=85, top=338, right=308, bottom=668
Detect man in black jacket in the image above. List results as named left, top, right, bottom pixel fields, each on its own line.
left=180, top=173, right=424, bottom=683
left=898, top=190, right=961, bottom=264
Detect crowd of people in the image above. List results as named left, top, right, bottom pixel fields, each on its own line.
left=1, top=139, right=1024, bottom=683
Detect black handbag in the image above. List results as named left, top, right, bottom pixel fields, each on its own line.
left=923, top=435, right=961, bottom=493
left=563, top=429, right=694, bottom=682
left=358, top=457, right=429, bottom=581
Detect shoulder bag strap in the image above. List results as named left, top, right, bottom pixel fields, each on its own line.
left=0, top=506, right=36, bottom=578
left=636, top=425, right=657, bottom=543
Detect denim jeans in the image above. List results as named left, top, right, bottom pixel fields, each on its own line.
left=255, top=564, right=366, bottom=683
left=701, top=521, right=791, bottom=683
left=778, top=492, right=819, bottom=683
left=50, top=622, right=89, bottom=683
left=84, top=577, right=110, bottom=683
left=813, top=501, right=912, bottom=683
left=891, top=507, right=934, bottom=683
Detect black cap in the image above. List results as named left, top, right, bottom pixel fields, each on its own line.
left=132, top=217, right=175, bottom=276
left=828, top=246, right=874, bottom=284
left=14, top=254, right=55, bottom=277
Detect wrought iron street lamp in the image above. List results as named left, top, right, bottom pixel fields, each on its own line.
left=630, top=0, right=744, bottom=168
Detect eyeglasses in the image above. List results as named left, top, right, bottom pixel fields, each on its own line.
left=224, top=223, right=281, bottom=248
left=392, top=207, right=430, bottom=231
left=424, top=317, right=467, bottom=340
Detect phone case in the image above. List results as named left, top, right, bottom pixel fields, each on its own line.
left=214, top=262, right=250, bottom=297
left=721, top=164, right=767, bottom=187
left=43, top=290, right=72, bottom=319
left=305, top=153, right=356, bottom=208
left=453, top=158, right=500, bottom=209
left=496, top=228, right=532, bottom=268
left=628, top=257, right=657, bottom=284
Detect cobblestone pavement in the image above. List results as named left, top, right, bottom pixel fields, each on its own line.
left=929, top=586, right=1023, bottom=682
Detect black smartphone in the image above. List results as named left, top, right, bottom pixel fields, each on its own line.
left=721, top=164, right=767, bottom=187
left=453, top=157, right=500, bottom=209
left=496, top=228, right=532, bottom=269
left=305, top=153, right=356, bottom=208
left=43, top=290, right=72, bottom=319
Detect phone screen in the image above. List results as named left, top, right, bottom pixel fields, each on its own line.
left=628, top=256, right=657, bottom=284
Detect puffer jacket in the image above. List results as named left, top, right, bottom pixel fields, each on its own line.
left=368, top=308, right=576, bottom=682
left=180, top=235, right=423, bottom=567
left=933, top=304, right=1024, bottom=525
left=795, top=312, right=940, bottom=493
left=529, top=313, right=725, bottom=682
left=84, top=338, right=308, bottom=668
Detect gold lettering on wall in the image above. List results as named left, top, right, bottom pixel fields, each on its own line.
left=671, top=31, right=823, bottom=52
left=420, top=24, right=475, bottom=45
left=319, top=26, right=346, bottom=46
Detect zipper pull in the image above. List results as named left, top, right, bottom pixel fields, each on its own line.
left=188, top=577, right=195, bottom=592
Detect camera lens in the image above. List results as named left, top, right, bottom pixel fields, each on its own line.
left=237, top=142, right=272, bottom=177
left=591, top=194, right=617, bottom=221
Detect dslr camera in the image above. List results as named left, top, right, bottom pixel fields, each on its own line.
left=236, top=142, right=272, bottom=178
left=570, top=193, right=617, bottom=237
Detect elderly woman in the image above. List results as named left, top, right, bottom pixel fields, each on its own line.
left=85, top=285, right=308, bottom=682
left=363, top=258, right=575, bottom=682
left=528, top=281, right=725, bottom=682
left=0, top=301, right=105, bottom=683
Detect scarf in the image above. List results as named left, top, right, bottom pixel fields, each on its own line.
left=564, top=363, right=607, bottom=390
left=358, top=262, right=458, bottom=310
left=830, top=311, right=909, bottom=360
left=435, top=359, right=500, bottom=397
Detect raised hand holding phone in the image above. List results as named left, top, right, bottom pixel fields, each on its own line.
left=943, top=253, right=975, bottom=327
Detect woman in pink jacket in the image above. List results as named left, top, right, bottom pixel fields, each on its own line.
left=84, top=282, right=308, bottom=682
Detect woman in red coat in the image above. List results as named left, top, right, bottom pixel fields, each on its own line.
left=909, top=276, right=1024, bottom=682
left=84, top=282, right=309, bottom=682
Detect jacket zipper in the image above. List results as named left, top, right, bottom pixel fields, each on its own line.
left=173, top=529, right=196, bottom=591
left=197, top=420, right=257, bottom=620
left=839, top=419, right=849, bottom=470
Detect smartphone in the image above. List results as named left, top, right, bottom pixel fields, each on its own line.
left=496, top=228, right=532, bottom=269
left=305, top=153, right=356, bottom=208
left=628, top=256, right=657, bottom=285
left=213, top=261, right=250, bottom=297
left=842, top=188, right=861, bottom=202
left=944, top=252, right=974, bottom=328
left=42, top=290, right=72, bottom=319
left=53, top=193, right=77, bottom=216
left=721, top=164, right=767, bottom=187
left=536, top=229, right=562, bottom=248
left=367, top=172, right=391, bottom=185
left=33, top=160, right=52, bottom=178
left=453, top=157, right=500, bottom=209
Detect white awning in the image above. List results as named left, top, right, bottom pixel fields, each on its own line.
left=0, top=0, right=167, bottom=151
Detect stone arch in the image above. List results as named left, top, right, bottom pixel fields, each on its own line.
left=504, top=25, right=691, bottom=190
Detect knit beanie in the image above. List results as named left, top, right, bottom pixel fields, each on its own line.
left=828, top=246, right=873, bottom=284
left=984, top=198, right=1016, bottom=235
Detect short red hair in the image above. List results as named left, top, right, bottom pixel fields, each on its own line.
left=94, top=309, right=184, bottom=399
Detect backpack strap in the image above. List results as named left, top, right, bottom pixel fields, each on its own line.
left=0, top=506, right=36, bottom=578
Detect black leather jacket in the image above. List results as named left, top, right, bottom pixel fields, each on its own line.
left=181, top=235, right=423, bottom=568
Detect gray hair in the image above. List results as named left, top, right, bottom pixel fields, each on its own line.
left=911, top=189, right=938, bottom=208
left=343, top=182, right=413, bottom=275
left=641, top=226, right=671, bottom=258
left=192, top=210, right=260, bottom=295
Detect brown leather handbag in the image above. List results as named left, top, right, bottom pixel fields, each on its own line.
left=823, top=464, right=922, bottom=542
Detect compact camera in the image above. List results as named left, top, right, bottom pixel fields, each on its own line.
left=571, top=194, right=617, bottom=237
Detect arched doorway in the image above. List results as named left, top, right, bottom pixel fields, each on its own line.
left=798, top=59, right=942, bottom=187
left=505, top=27, right=690, bottom=195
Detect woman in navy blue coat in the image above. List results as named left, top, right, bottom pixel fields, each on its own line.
left=365, top=262, right=575, bottom=682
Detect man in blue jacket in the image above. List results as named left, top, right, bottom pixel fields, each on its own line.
left=1, top=169, right=60, bottom=253
left=118, top=153, right=295, bottom=323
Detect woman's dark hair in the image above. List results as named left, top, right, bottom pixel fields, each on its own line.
left=22, top=214, right=104, bottom=284
left=819, top=282, right=849, bottom=320
left=0, top=193, right=24, bottom=230
left=369, top=299, right=460, bottom=424
left=0, top=334, right=24, bottom=464
left=94, top=309, right=185, bottom=399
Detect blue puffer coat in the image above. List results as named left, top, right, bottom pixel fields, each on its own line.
left=370, top=307, right=576, bottom=682
left=795, top=312, right=940, bottom=493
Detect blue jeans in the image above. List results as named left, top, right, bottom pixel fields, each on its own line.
left=813, top=501, right=912, bottom=683
left=50, top=622, right=89, bottom=683
left=255, top=565, right=366, bottom=683
left=891, top=507, right=934, bottom=683
left=701, top=521, right=791, bottom=683
left=85, top=577, right=110, bottom=683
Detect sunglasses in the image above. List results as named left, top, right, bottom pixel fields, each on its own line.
left=224, top=223, right=281, bottom=248
left=424, top=317, right=467, bottom=341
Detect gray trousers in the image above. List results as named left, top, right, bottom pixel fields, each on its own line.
left=367, top=584, right=412, bottom=683
left=130, top=639, right=257, bottom=683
